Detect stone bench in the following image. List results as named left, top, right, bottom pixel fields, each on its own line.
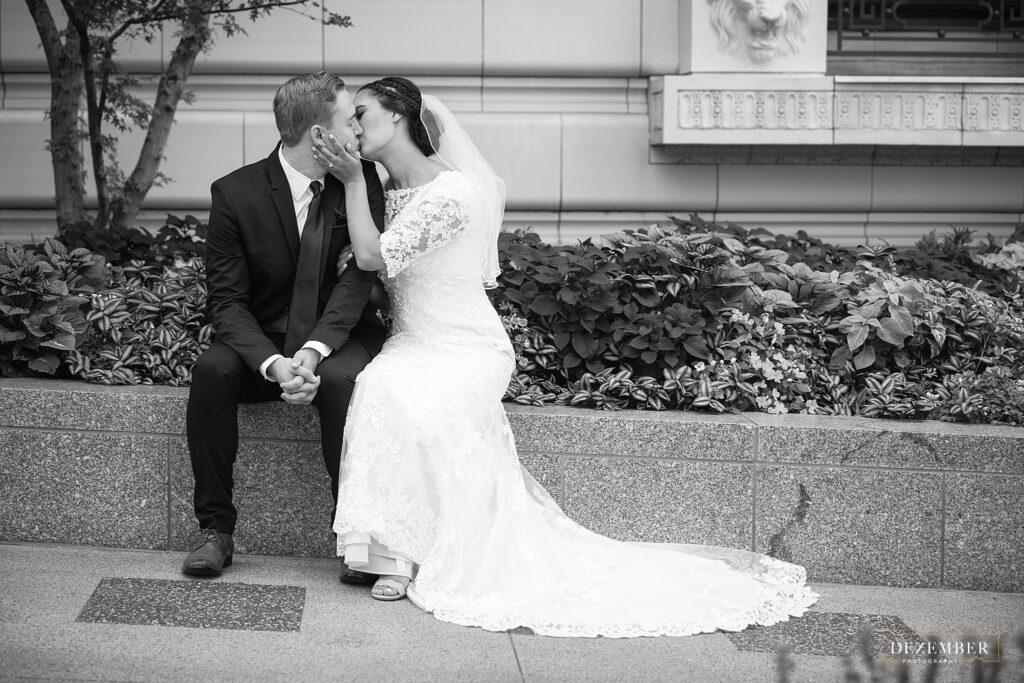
left=0, top=378, right=1021, bottom=592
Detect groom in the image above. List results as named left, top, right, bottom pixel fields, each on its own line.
left=183, top=72, right=385, bottom=583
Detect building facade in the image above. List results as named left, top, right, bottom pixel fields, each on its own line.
left=1, top=0, right=1022, bottom=245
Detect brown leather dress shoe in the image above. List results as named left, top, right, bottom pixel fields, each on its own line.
left=182, top=529, right=233, bottom=576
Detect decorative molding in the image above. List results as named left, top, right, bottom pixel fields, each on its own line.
left=651, top=74, right=1024, bottom=149
left=964, top=92, right=1024, bottom=133
left=835, top=90, right=961, bottom=133
left=0, top=73, right=645, bottom=115
left=651, top=75, right=835, bottom=145
left=677, top=90, right=832, bottom=130
left=828, top=54, right=1024, bottom=79
left=652, top=144, right=1024, bottom=165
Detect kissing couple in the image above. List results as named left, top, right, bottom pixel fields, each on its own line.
left=182, top=71, right=819, bottom=637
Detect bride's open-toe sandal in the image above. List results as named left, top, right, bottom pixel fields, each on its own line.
left=371, top=576, right=410, bottom=602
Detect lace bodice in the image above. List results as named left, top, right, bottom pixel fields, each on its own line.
left=379, top=171, right=513, bottom=362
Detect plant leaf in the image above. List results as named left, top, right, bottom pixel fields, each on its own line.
left=571, top=332, right=600, bottom=359
left=852, top=345, right=876, bottom=370
left=528, top=295, right=560, bottom=317
left=847, top=324, right=869, bottom=351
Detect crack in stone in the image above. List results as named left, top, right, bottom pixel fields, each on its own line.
left=902, top=432, right=942, bottom=463
left=767, top=483, right=812, bottom=561
left=838, top=432, right=884, bottom=465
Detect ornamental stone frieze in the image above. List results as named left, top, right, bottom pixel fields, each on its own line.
left=651, top=76, right=835, bottom=145
left=677, top=89, right=832, bottom=132
left=650, top=75, right=1024, bottom=162
left=834, top=80, right=963, bottom=146
left=963, top=87, right=1024, bottom=146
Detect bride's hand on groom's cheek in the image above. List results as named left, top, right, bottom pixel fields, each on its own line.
left=312, top=134, right=362, bottom=183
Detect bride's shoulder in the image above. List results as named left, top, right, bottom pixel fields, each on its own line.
left=428, top=170, right=474, bottom=198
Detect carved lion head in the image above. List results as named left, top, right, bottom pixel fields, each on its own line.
left=708, top=0, right=810, bottom=64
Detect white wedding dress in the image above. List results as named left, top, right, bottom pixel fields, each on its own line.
left=333, top=170, right=819, bottom=637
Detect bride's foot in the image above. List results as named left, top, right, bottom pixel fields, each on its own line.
left=371, top=575, right=410, bottom=602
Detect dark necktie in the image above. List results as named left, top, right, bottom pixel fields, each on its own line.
left=284, top=180, right=324, bottom=356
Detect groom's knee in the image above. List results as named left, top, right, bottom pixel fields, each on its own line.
left=190, top=342, right=247, bottom=392
left=315, top=361, right=358, bottom=397
left=315, top=343, right=372, bottom=400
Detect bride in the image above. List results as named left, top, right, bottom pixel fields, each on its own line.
left=312, top=76, right=818, bottom=637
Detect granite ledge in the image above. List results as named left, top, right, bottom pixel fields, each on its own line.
left=743, top=412, right=1024, bottom=474
left=1, top=380, right=1022, bottom=465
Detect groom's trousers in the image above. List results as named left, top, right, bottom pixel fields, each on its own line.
left=186, top=334, right=375, bottom=535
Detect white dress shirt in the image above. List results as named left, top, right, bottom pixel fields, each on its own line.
left=259, top=147, right=333, bottom=380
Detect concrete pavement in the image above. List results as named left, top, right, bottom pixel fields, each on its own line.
left=1, top=542, right=1021, bottom=682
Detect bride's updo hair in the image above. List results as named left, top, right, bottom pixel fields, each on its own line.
left=359, top=76, right=439, bottom=156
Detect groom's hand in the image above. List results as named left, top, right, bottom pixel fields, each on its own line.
left=337, top=245, right=354, bottom=276
left=269, top=357, right=320, bottom=404
left=293, top=347, right=322, bottom=376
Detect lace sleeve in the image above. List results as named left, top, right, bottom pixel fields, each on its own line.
left=380, top=180, right=470, bottom=278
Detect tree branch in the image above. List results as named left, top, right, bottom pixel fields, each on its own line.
left=112, top=1, right=217, bottom=229
left=61, top=0, right=112, bottom=228
left=114, top=0, right=314, bottom=32
left=56, top=0, right=86, bottom=37
left=25, top=0, right=89, bottom=227
left=106, top=0, right=175, bottom=46
left=23, top=0, right=63, bottom=72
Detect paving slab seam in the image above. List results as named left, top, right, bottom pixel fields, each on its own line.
left=0, top=424, right=185, bottom=438
left=519, top=450, right=1023, bottom=476
left=744, top=460, right=1024, bottom=476
left=516, top=450, right=756, bottom=463
left=165, top=438, right=173, bottom=553
left=0, top=424, right=333, bottom=445
left=940, top=471, right=947, bottom=589
left=752, top=419, right=760, bottom=554
left=506, top=631, right=527, bottom=683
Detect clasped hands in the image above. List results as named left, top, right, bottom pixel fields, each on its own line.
left=269, top=348, right=321, bottom=404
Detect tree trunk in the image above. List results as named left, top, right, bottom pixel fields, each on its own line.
left=110, top=1, right=216, bottom=231
left=25, top=0, right=88, bottom=229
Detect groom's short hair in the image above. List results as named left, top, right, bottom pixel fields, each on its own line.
left=274, top=72, right=346, bottom=147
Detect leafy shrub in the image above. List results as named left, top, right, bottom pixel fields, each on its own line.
left=11, top=213, right=1024, bottom=426
left=0, top=239, right=107, bottom=376
left=65, top=257, right=213, bottom=385
left=57, top=214, right=207, bottom=266
left=976, top=241, right=1024, bottom=273
left=493, top=226, right=751, bottom=381
left=493, top=220, right=1024, bottom=425
left=671, top=215, right=1022, bottom=296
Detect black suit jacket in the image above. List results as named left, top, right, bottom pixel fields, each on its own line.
left=205, top=145, right=388, bottom=372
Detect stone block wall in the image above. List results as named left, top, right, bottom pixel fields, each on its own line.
left=1, top=1, right=1022, bottom=246
left=1, top=379, right=1021, bottom=592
